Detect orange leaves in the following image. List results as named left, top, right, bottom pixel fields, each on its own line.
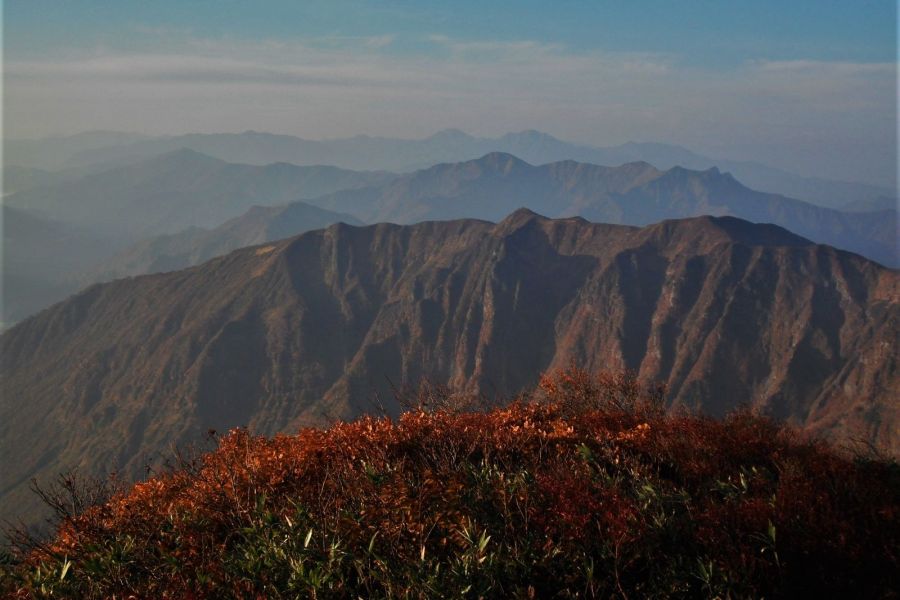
left=615, top=422, right=651, bottom=443
left=10, top=370, right=899, bottom=598
left=538, top=365, right=666, bottom=417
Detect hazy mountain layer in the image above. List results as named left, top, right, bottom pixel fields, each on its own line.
left=1, top=206, right=121, bottom=325
left=4, top=149, right=393, bottom=238
left=90, top=202, right=362, bottom=281
left=2, top=211, right=897, bottom=527
left=62, top=154, right=899, bottom=290
left=841, top=196, right=897, bottom=213
left=58, top=129, right=895, bottom=208
left=1, top=166, right=72, bottom=195
left=4, top=131, right=151, bottom=171
left=309, top=153, right=897, bottom=267
left=2, top=150, right=392, bottom=324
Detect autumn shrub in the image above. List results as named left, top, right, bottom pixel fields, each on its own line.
left=1, top=368, right=897, bottom=598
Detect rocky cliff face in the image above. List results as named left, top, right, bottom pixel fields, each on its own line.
left=2, top=210, right=897, bottom=527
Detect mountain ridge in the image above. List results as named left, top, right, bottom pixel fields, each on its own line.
left=10, top=129, right=889, bottom=209
left=88, top=201, right=363, bottom=282
left=307, top=153, right=897, bottom=267
left=2, top=211, right=896, bottom=529
left=3, top=149, right=394, bottom=238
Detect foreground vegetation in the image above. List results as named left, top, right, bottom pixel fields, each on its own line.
left=2, top=369, right=898, bottom=598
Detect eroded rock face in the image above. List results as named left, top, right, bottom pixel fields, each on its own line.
left=2, top=211, right=897, bottom=527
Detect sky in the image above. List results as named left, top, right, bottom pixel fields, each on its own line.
left=3, top=0, right=898, bottom=186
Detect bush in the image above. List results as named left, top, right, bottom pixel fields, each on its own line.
left=2, top=368, right=897, bottom=598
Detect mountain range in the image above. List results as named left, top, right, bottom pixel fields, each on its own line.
left=5, top=149, right=896, bottom=328
left=88, top=201, right=362, bottom=282
left=7, top=129, right=894, bottom=210
left=1, top=206, right=115, bottom=325
left=4, top=131, right=150, bottom=171
left=87, top=153, right=899, bottom=288
left=2, top=151, right=389, bottom=323
left=306, top=153, right=897, bottom=267
left=3, top=149, right=391, bottom=239
left=1, top=166, right=73, bottom=195
left=2, top=210, right=897, bottom=529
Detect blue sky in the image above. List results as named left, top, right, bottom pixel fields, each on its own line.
left=4, top=0, right=898, bottom=185
left=7, top=1, right=896, bottom=64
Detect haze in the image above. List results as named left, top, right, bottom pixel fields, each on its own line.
left=3, top=0, right=897, bottom=188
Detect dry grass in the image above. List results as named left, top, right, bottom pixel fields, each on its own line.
left=2, top=368, right=897, bottom=598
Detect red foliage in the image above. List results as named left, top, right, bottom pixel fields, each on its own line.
left=4, top=367, right=897, bottom=598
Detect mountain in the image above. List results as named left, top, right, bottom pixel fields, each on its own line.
left=2, top=150, right=393, bottom=324
left=1, top=206, right=118, bottom=325
left=62, top=129, right=895, bottom=208
left=308, top=153, right=897, bottom=267
left=89, top=201, right=363, bottom=281
left=4, top=131, right=152, bottom=171
left=2, top=211, right=897, bottom=527
left=3, top=149, right=394, bottom=238
left=578, top=139, right=897, bottom=210
left=841, top=195, right=897, bottom=213
left=1, top=166, right=73, bottom=195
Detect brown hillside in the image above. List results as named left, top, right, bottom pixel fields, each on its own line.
left=1, top=211, right=897, bottom=527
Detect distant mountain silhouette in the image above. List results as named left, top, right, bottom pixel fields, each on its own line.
left=63, top=153, right=899, bottom=291
left=4, top=149, right=393, bottom=238
left=5, top=131, right=151, bottom=170
left=51, top=129, right=895, bottom=209
left=90, top=201, right=362, bottom=281
left=2, top=150, right=393, bottom=323
left=1, top=165, right=72, bottom=194
left=3, top=211, right=897, bottom=528
left=841, top=195, right=897, bottom=213
left=1, top=206, right=115, bottom=325
left=308, top=153, right=897, bottom=267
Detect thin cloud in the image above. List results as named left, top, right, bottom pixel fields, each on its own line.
left=4, top=33, right=896, bottom=185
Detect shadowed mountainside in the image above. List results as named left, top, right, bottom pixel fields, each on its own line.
left=2, top=210, right=897, bottom=528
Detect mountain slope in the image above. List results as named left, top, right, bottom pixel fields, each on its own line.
left=4, top=149, right=393, bottom=238
left=62, top=129, right=895, bottom=208
left=309, top=154, right=897, bottom=266
left=1, top=206, right=119, bottom=325
left=5, top=131, right=151, bottom=171
left=2, top=211, right=897, bottom=527
left=89, top=201, right=363, bottom=281
left=1, top=166, right=73, bottom=194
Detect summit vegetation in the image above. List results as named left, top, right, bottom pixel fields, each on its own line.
left=2, top=368, right=897, bottom=598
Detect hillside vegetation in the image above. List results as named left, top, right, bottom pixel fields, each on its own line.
left=3, top=369, right=898, bottom=598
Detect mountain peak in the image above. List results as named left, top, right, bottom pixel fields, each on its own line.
left=704, top=215, right=812, bottom=246
left=500, top=130, right=561, bottom=144
left=616, top=160, right=662, bottom=174
left=499, top=207, right=543, bottom=224
left=427, top=128, right=473, bottom=142
left=647, top=215, right=815, bottom=250
left=149, top=147, right=225, bottom=166
left=472, top=152, right=532, bottom=171
left=661, top=164, right=740, bottom=186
